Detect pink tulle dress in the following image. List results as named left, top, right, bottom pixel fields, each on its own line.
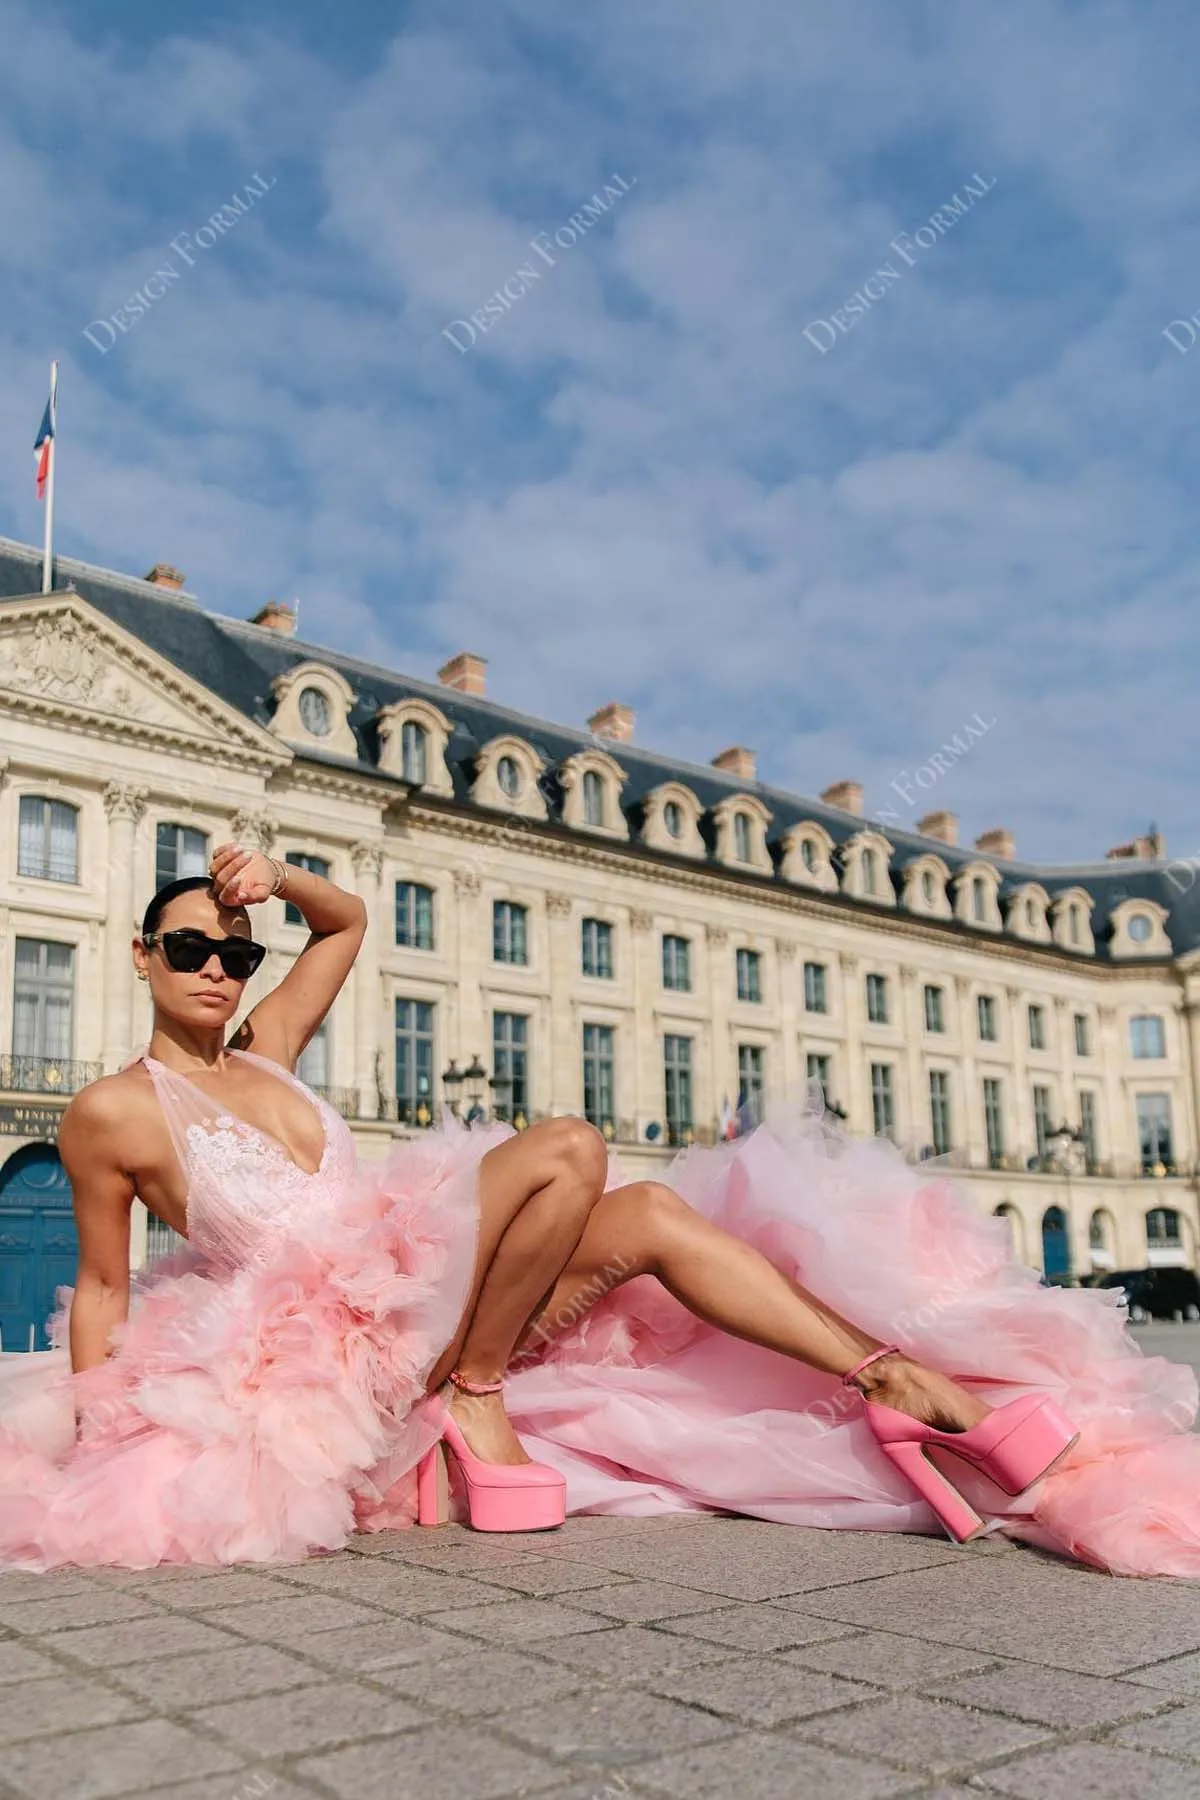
left=2, top=1051, right=1199, bottom=1577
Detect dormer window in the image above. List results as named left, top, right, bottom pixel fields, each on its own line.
left=1128, top=913, right=1151, bottom=944
left=801, top=838, right=816, bottom=872
left=1069, top=904, right=1082, bottom=945
left=560, top=748, right=629, bottom=840
left=1026, top=898, right=1034, bottom=926
left=583, top=769, right=605, bottom=827
left=497, top=756, right=522, bottom=798
left=401, top=720, right=427, bottom=784
left=863, top=849, right=879, bottom=895
left=734, top=812, right=753, bottom=862
left=922, top=869, right=935, bottom=904
left=664, top=800, right=684, bottom=839
left=299, top=686, right=332, bottom=737
left=972, top=877, right=986, bottom=921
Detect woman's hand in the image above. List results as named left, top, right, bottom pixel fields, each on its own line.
left=210, top=842, right=280, bottom=907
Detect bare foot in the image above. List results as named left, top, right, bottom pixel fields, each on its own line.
left=851, top=1352, right=991, bottom=1433
left=444, top=1386, right=532, bottom=1465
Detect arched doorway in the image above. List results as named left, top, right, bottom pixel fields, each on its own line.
left=1041, top=1205, right=1071, bottom=1284
left=993, top=1203, right=1024, bottom=1263
left=1089, top=1207, right=1117, bottom=1273
left=0, top=1144, right=77, bottom=1351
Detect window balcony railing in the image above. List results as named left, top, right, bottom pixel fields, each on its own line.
left=307, top=1085, right=361, bottom=1120
left=0, top=1055, right=101, bottom=1095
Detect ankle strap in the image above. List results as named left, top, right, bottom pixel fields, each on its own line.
left=841, top=1345, right=902, bottom=1389
left=447, top=1369, right=505, bottom=1396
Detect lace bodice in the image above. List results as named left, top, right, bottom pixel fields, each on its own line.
left=139, top=1051, right=358, bottom=1268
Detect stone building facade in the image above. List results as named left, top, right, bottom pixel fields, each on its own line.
left=1, top=536, right=1198, bottom=1345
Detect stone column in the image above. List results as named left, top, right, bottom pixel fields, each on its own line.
left=706, top=924, right=731, bottom=1136
left=898, top=963, right=923, bottom=1148
left=838, top=950, right=864, bottom=1131
left=102, top=782, right=148, bottom=1072
left=776, top=938, right=800, bottom=1100
left=1006, top=983, right=1032, bottom=1162
left=954, top=975, right=984, bottom=1165
left=351, top=841, right=383, bottom=1119
left=452, top=867, right=484, bottom=1100
left=629, top=907, right=656, bottom=1135
left=545, top=890, right=576, bottom=1115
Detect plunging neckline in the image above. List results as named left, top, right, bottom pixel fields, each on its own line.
left=143, top=1051, right=331, bottom=1179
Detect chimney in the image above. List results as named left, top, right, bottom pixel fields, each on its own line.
left=588, top=701, right=635, bottom=743
left=1107, top=829, right=1165, bottom=861
left=821, top=779, right=863, bottom=817
left=144, top=563, right=185, bottom=591
left=438, top=651, right=487, bottom=696
left=712, top=745, right=757, bottom=781
left=976, top=828, right=1015, bottom=861
left=917, top=809, right=958, bottom=846
left=250, top=599, right=297, bottom=636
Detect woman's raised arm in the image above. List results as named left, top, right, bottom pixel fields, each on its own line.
left=58, top=1084, right=135, bottom=1373
left=210, top=842, right=368, bottom=1069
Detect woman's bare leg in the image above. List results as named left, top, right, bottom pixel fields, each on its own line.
left=425, top=1119, right=607, bottom=1462
left=515, top=1181, right=990, bottom=1432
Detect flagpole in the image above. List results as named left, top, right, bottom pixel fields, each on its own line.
left=41, top=361, right=58, bottom=593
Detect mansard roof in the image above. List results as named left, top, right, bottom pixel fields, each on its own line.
left=1, top=536, right=1194, bottom=960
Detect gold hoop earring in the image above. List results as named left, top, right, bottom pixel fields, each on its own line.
left=137, top=969, right=149, bottom=983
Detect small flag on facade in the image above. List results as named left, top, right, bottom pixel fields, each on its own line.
left=34, top=369, right=57, bottom=500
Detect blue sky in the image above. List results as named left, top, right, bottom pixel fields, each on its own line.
left=2, top=0, right=1197, bottom=862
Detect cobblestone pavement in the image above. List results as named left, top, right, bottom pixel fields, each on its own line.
left=3, top=1327, right=1199, bottom=1800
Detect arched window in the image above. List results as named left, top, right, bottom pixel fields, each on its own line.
left=862, top=848, right=878, bottom=895
left=800, top=837, right=817, bottom=872
left=582, top=769, right=605, bottom=827
left=1147, top=1206, right=1181, bottom=1246
left=18, top=796, right=79, bottom=884
left=497, top=755, right=523, bottom=799
left=733, top=812, right=752, bottom=862
left=1069, top=904, right=1082, bottom=945
left=663, top=800, right=684, bottom=840
left=972, top=876, right=987, bottom=921
left=401, top=721, right=427, bottom=785
left=298, top=686, right=332, bottom=737
left=921, top=869, right=935, bottom=904
left=1025, top=897, right=1035, bottom=926
left=1089, top=1209, right=1109, bottom=1250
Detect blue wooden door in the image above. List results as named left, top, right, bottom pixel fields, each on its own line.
left=0, top=1145, right=77, bottom=1351
left=1041, top=1205, right=1071, bottom=1283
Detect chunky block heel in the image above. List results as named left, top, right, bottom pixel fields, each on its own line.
left=876, top=1437, right=987, bottom=1542
left=416, top=1442, right=450, bottom=1527
left=416, top=1370, right=566, bottom=1533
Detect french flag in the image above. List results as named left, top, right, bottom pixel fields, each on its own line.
left=34, top=371, right=56, bottom=500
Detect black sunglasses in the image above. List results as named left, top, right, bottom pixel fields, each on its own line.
left=143, top=929, right=266, bottom=982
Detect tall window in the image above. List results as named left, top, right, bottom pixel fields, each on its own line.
left=1028, top=1004, right=1046, bottom=1051
left=870, top=1063, right=895, bottom=1139
left=972, top=876, right=987, bottom=921
left=861, top=848, right=879, bottom=895
left=977, top=994, right=998, bottom=1042
left=1079, top=1090, right=1098, bottom=1168
left=662, top=934, right=691, bottom=992
left=1033, top=1085, right=1053, bottom=1160
left=581, top=918, right=614, bottom=979
left=394, top=998, right=435, bottom=1126
left=929, top=1070, right=951, bottom=1156
left=1147, top=1206, right=1182, bottom=1247
left=1130, top=1015, right=1166, bottom=1059
left=806, top=1052, right=831, bottom=1099
left=1074, top=1013, right=1091, bottom=1056
left=156, top=823, right=208, bottom=890
left=401, top=721, right=427, bottom=784
left=396, top=881, right=435, bottom=949
left=736, top=948, right=762, bottom=1003
left=284, top=852, right=330, bottom=926
left=582, top=770, right=605, bottom=827
left=1136, top=1094, right=1173, bottom=1172
left=737, top=1044, right=765, bottom=1125
left=983, top=1077, right=1005, bottom=1165
left=582, top=1023, right=615, bottom=1130
left=18, top=796, right=78, bottom=883
left=865, top=972, right=889, bottom=1024
left=664, top=1034, right=693, bottom=1146
left=924, top=984, right=944, bottom=1033
left=296, top=1020, right=330, bottom=1092
left=493, top=900, right=528, bottom=966
left=493, top=1012, right=528, bottom=1119
left=804, top=962, right=827, bottom=1013
left=733, top=812, right=752, bottom=862
left=12, top=940, right=74, bottom=1063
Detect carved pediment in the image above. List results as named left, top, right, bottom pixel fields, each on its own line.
left=0, top=596, right=288, bottom=772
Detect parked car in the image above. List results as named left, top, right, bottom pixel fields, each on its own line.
left=1091, top=1267, right=1200, bottom=1323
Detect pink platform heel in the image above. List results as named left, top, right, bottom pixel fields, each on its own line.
left=416, top=1370, right=567, bottom=1533
left=843, top=1345, right=1080, bottom=1544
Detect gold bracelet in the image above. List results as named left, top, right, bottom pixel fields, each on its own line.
left=268, top=856, right=289, bottom=896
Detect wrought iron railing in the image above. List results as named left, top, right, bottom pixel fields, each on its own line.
left=0, top=1055, right=101, bottom=1095
left=308, top=1085, right=361, bottom=1119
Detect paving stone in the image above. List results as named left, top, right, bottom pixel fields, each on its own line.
left=208, top=1593, right=386, bottom=1643
left=264, top=1559, right=508, bottom=1614
left=0, top=1588, right=161, bottom=1635
left=116, top=1643, right=318, bottom=1708
left=1107, top=1701, right=1200, bottom=1756
left=1, top=1716, right=245, bottom=1800
left=979, top=1740, right=1200, bottom=1798
left=564, top=1581, right=740, bottom=1623
left=126, top=1783, right=317, bottom=1800
left=193, top=1679, right=425, bottom=1756
left=149, top=1571, right=292, bottom=1611
left=796, top=1555, right=1200, bottom=1676
left=1122, top=1649, right=1200, bottom=1696
left=645, top=1654, right=876, bottom=1726
left=785, top=1630, right=997, bottom=1689
left=285, top=1616, right=469, bottom=1674
left=370, top=1645, right=588, bottom=1716
left=499, top=1687, right=738, bottom=1763
left=298, top=1722, right=562, bottom=1799
left=36, top=1613, right=241, bottom=1668
left=459, top=1559, right=635, bottom=1598
left=634, top=1728, right=911, bottom=1798
left=929, top=1660, right=1181, bottom=1728
left=548, top=1624, right=739, bottom=1680
left=0, top=1642, right=63, bottom=1686
left=0, top=1674, right=145, bottom=1741
left=659, top=1605, right=858, bottom=1654
left=0, top=1570, right=98, bottom=1601
left=422, top=1598, right=618, bottom=1644
left=796, top=1691, right=1050, bottom=1774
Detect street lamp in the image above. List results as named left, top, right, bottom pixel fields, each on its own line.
left=489, top=1068, right=513, bottom=1123
left=464, top=1054, right=488, bottom=1123
left=825, top=1096, right=848, bottom=1122
left=1046, top=1120, right=1087, bottom=1286
left=441, top=1059, right=463, bottom=1118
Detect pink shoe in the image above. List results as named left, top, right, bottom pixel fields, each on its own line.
left=416, top=1372, right=566, bottom=1533
left=843, top=1345, right=1080, bottom=1544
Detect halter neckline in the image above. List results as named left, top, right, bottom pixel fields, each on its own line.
left=137, top=1047, right=330, bottom=1180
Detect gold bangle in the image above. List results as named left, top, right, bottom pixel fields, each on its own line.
left=269, top=857, right=289, bottom=896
